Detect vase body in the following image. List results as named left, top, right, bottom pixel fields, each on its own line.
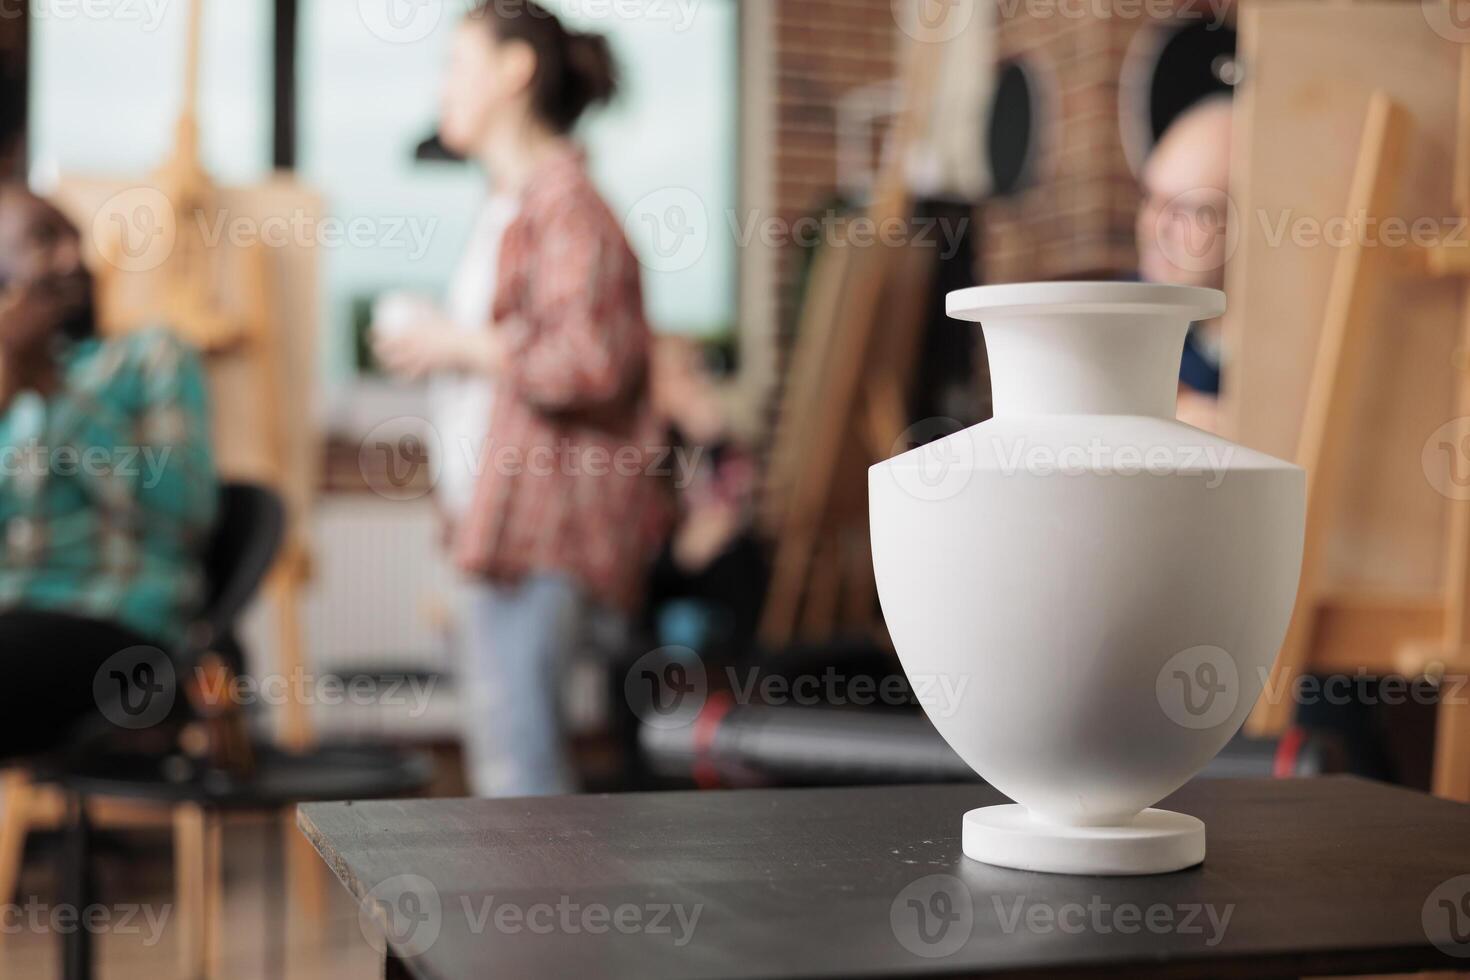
left=868, top=282, right=1305, bottom=873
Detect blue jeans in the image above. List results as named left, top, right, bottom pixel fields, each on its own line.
left=459, top=573, right=623, bottom=797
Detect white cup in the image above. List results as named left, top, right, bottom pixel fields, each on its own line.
left=371, top=291, right=438, bottom=342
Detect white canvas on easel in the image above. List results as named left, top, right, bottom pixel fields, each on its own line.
left=1223, top=0, right=1470, bottom=798
left=1225, top=1, right=1459, bottom=591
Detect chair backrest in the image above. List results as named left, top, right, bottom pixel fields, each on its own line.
left=199, top=482, right=286, bottom=644
left=55, top=483, right=286, bottom=755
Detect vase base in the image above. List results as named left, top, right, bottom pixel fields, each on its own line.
left=962, top=804, right=1205, bottom=875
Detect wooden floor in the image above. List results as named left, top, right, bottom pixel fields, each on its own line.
left=0, top=816, right=381, bottom=980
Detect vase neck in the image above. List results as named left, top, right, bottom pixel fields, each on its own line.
left=982, top=312, right=1189, bottom=418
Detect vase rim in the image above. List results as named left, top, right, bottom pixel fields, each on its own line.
left=947, top=282, right=1225, bottom=323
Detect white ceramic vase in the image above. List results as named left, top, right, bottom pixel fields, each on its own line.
left=869, top=282, right=1305, bottom=875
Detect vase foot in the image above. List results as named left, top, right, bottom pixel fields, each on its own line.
left=962, top=804, right=1205, bottom=875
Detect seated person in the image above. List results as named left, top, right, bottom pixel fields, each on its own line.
left=0, top=185, right=217, bottom=760
left=1135, top=94, right=1232, bottom=432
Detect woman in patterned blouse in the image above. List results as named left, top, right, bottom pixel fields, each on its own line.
left=375, top=2, right=668, bottom=796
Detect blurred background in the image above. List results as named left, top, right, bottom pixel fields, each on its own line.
left=2, top=0, right=1468, bottom=975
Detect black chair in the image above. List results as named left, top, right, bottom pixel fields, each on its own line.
left=198, top=482, right=288, bottom=678
left=47, top=482, right=433, bottom=980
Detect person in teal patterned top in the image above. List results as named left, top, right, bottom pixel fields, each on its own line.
left=0, top=186, right=217, bottom=759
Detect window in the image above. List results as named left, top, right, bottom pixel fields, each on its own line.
left=299, top=0, right=739, bottom=380
left=31, top=0, right=740, bottom=381
left=29, top=2, right=272, bottom=184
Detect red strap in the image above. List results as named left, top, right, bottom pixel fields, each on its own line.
left=690, top=691, right=735, bottom=789
left=1273, top=726, right=1307, bottom=778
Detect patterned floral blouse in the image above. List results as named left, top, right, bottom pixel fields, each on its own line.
left=453, top=150, right=670, bottom=612
left=0, top=327, right=217, bottom=646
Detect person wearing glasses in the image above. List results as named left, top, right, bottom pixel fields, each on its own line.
left=1135, top=95, right=1233, bottom=432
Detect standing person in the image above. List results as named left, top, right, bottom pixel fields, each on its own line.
left=375, top=1, right=666, bottom=797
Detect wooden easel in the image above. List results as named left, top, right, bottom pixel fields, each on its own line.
left=0, top=2, right=327, bottom=972
left=1231, top=1, right=1470, bottom=802
left=759, top=38, right=942, bottom=648
left=97, top=0, right=245, bottom=354
left=1424, top=43, right=1470, bottom=800
left=85, top=0, right=315, bottom=754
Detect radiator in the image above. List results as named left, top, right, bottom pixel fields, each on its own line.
left=239, top=494, right=606, bottom=741
left=238, top=495, right=462, bottom=740
left=299, top=495, right=459, bottom=674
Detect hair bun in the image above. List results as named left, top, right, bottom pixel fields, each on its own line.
left=566, top=30, right=619, bottom=110
left=473, top=0, right=621, bottom=133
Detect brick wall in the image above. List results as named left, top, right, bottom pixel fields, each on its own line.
left=982, top=1, right=1232, bottom=283
left=755, top=1, right=1230, bottom=411
left=759, top=1, right=1207, bottom=337
left=983, top=13, right=1136, bottom=282
left=769, top=0, right=899, bottom=338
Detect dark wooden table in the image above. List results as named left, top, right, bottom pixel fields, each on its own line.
left=299, top=777, right=1470, bottom=979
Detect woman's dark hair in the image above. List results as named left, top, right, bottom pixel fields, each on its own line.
left=471, top=1, right=619, bottom=134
